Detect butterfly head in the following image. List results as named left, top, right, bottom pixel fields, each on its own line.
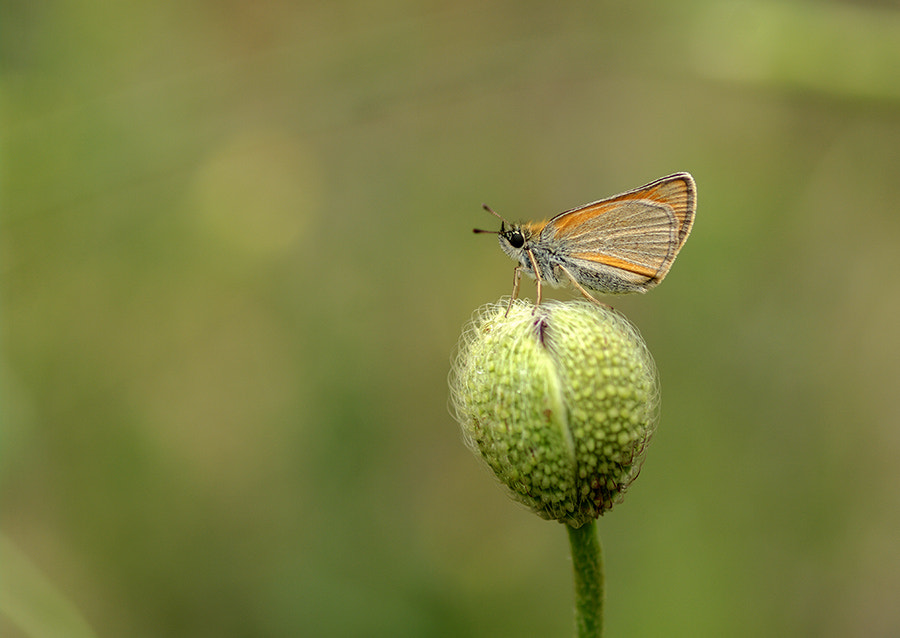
left=474, top=205, right=538, bottom=267
left=499, top=224, right=527, bottom=249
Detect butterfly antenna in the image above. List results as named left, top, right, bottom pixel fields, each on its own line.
left=473, top=203, right=510, bottom=234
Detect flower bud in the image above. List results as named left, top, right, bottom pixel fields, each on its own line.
left=450, top=299, right=659, bottom=527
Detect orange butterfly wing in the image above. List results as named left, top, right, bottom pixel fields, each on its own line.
left=543, top=173, right=696, bottom=286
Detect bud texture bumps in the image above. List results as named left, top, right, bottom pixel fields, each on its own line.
left=450, top=299, right=659, bottom=527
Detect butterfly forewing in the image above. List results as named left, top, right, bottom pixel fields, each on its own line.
left=610, top=173, right=695, bottom=243
left=539, top=173, right=696, bottom=287
left=556, top=200, right=678, bottom=277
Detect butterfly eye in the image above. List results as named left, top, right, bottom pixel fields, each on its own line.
left=507, top=230, right=526, bottom=249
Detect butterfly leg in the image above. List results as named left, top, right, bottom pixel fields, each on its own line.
left=506, top=266, right=523, bottom=315
left=526, top=250, right=544, bottom=308
left=558, top=265, right=611, bottom=308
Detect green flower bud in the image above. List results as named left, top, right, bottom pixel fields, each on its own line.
left=450, top=299, right=659, bottom=527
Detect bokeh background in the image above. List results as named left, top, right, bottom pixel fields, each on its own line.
left=4, top=1, right=900, bottom=636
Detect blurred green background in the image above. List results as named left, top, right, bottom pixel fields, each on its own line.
left=3, top=0, right=900, bottom=636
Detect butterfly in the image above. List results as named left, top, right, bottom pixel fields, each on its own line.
left=474, top=173, right=696, bottom=307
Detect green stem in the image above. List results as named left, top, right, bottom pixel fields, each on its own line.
left=567, top=520, right=604, bottom=638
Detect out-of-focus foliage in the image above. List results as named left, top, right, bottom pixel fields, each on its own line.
left=3, top=1, right=900, bottom=636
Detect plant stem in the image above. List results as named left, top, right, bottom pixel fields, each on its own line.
left=567, top=520, right=604, bottom=638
